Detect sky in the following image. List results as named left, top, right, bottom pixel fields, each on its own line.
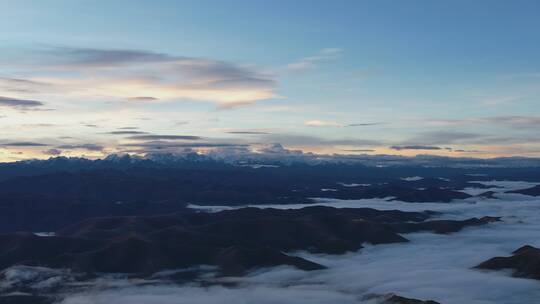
left=1, top=0, right=540, bottom=161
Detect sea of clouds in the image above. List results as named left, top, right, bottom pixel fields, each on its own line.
left=6, top=181, right=540, bottom=304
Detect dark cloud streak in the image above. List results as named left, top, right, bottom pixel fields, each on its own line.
left=106, top=131, right=148, bottom=135
left=390, top=145, right=442, bottom=151
left=342, top=149, right=376, bottom=152
left=0, top=96, right=44, bottom=108
left=127, top=135, right=203, bottom=140
left=226, top=131, right=271, bottom=135
left=43, top=148, right=62, bottom=155
left=346, top=123, right=383, bottom=127
left=57, top=47, right=172, bottom=67
left=57, top=144, right=104, bottom=151
left=2, top=142, right=47, bottom=147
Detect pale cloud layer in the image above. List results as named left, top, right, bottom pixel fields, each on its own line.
left=2, top=46, right=277, bottom=108
left=305, top=120, right=344, bottom=127
left=287, top=48, right=343, bottom=72
left=1, top=44, right=540, bottom=160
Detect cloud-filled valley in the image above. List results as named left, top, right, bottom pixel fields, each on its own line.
left=7, top=181, right=540, bottom=304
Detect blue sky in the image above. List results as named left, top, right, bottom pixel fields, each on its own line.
left=1, top=0, right=540, bottom=160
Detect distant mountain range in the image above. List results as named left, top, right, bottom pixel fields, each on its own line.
left=0, top=153, right=539, bottom=233
left=7, top=150, right=540, bottom=172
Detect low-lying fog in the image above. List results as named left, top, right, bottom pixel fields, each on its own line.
left=15, top=181, right=540, bottom=303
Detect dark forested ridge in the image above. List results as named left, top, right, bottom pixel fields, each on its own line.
left=0, top=155, right=538, bottom=233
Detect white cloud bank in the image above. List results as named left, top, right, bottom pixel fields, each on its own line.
left=40, top=181, right=540, bottom=303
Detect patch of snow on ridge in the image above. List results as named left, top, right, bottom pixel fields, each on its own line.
left=34, top=232, right=56, bottom=237
left=400, top=176, right=424, bottom=181
left=337, top=182, right=371, bottom=187
left=186, top=204, right=235, bottom=212
left=237, top=164, right=280, bottom=169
